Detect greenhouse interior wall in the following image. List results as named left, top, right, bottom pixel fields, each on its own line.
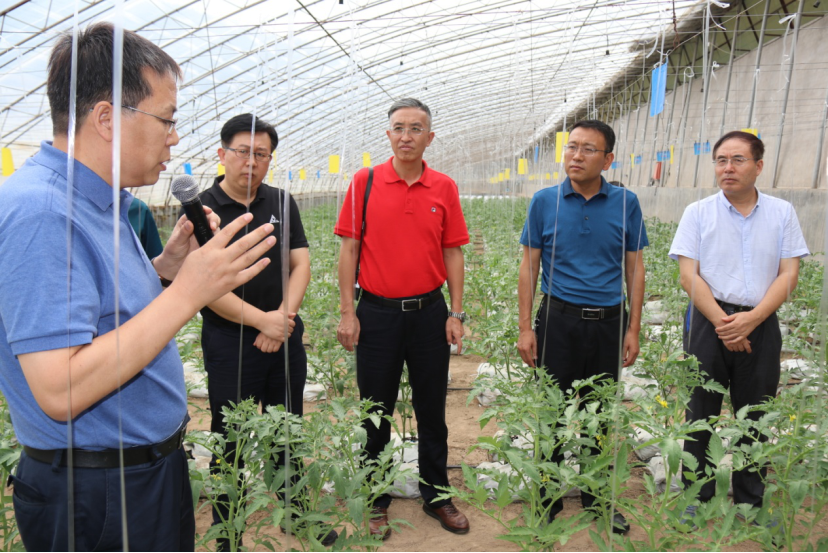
left=534, top=11, right=828, bottom=253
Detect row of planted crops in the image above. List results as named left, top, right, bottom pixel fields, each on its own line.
left=1, top=197, right=827, bottom=551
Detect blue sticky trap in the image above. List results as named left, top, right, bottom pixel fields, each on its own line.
left=656, top=151, right=663, bottom=162
left=317, top=170, right=320, bottom=179
left=649, top=63, right=667, bottom=117
left=704, top=141, right=711, bottom=153
left=635, top=155, right=642, bottom=165
left=694, top=142, right=701, bottom=156
left=534, top=145, right=539, bottom=164
left=611, top=161, right=620, bottom=169
left=288, top=170, right=293, bottom=181
left=183, top=163, right=192, bottom=175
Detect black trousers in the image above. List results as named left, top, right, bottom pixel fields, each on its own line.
left=682, top=304, right=781, bottom=507
left=202, top=317, right=307, bottom=526
left=355, top=290, right=451, bottom=508
left=12, top=447, right=194, bottom=551
left=535, top=296, right=626, bottom=518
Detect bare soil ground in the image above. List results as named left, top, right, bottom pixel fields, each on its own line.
left=188, top=353, right=826, bottom=552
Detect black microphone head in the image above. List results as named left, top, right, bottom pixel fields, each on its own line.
left=171, top=175, right=200, bottom=204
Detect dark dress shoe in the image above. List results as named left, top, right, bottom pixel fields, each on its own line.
left=422, top=503, right=470, bottom=534
left=612, top=512, right=631, bottom=534
left=369, top=506, right=392, bottom=540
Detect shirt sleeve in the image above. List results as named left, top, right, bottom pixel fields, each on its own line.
left=288, top=193, right=309, bottom=249
left=668, top=203, right=700, bottom=261
left=441, top=180, right=470, bottom=248
left=333, top=168, right=369, bottom=239
left=141, top=204, right=164, bottom=259
left=0, top=213, right=100, bottom=355
left=781, top=204, right=810, bottom=259
left=520, top=191, right=545, bottom=248
left=625, top=195, right=649, bottom=251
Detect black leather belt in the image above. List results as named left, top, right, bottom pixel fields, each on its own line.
left=360, top=288, right=443, bottom=312
left=23, top=418, right=188, bottom=469
left=716, top=300, right=754, bottom=314
left=545, top=295, right=622, bottom=320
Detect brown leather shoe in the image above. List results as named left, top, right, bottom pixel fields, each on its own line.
left=422, top=503, right=470, bottom=534
left=369, top=507, right=391, bottom=540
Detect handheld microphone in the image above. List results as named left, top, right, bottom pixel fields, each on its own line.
left=171, top=175, right=213, bottom=247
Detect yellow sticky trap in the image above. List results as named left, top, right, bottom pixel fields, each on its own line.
left=299, top=169, right=306, bottom=181
left=553, top=171, right=559, bottom=180
left=268, top=169, right=274, bottom=183
left=518, top=158, right=527, bottom=175
left=505, top=168, right=511, bottom=179
left=498, top=172, right=504, bottom=182
left=489, top=177, right=496, bottom=184
left=528, top=174, right=535, bottom=181
left=555, top=132, right=570, bottom=163
left=669, top=145, right=674, bottom=164
left=218, top=163, right=225, bottom=176
left=1, top=148, right=14, bottom=176
left=362, top=152, right=371, bottom=167
left=741, top=128, right=759, bottom=136
left=329, top=155, right=340, bottom=174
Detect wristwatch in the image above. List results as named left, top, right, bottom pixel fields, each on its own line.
left=448, top=311, right=467, bottom=322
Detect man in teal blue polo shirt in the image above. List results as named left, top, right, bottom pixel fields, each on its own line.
left=517, top=120, right=648, bottom=533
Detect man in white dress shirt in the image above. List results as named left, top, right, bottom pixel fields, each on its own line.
left=669, top=130, right=809, bottom=517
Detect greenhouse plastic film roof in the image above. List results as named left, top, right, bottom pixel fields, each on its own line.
left=2, top=0, right=707, bottom=201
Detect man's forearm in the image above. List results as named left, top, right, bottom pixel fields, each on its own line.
left=678, top=257, right=728, bottom=326
left=518, top=248, right=540, bottom=332
left=20, top=283, right=203, bottom=420
left=208, top=293, right=267, bottom=329
left=443, top=247, right=465, bottom=311
left=338, top=237, right=359, bottom=314
left=625, top=252, right=645, bottom=331
left=751, top=267, right=799, bottom=323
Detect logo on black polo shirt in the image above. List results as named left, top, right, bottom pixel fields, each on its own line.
left=270, top=215, right=279, bottom=224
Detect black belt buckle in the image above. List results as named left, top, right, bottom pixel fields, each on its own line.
left=401, top=298, right=421, bottom=311
left=581, top=307, right=603, bottom=320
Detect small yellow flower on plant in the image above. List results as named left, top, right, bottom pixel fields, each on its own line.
left=789, top=414, right=796, bottom=422
left=655, top=395, right=668, bottom=408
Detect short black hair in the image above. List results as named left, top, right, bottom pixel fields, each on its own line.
left=47, top=22, right=181, bottom=135
left=388, top=98, right=432, bottom=127
left=713, top=131, right=764, bottom=161
left=570, top=120, right=616, bottom=153
left=220, top=114, right=279, bottom=152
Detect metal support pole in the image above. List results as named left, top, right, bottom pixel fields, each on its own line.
left=770, top=0, right=805, bottom=188
left=811, top=84, right=828, bottom=189
left=661, top=59, right=681, bottom=186
left=746, top=0, right=770, bottom=128
left=719, top=10, right=740, bottom=137
left=675, top=38, right=700, bottom=188
left=692, top=24, right=715, bottom=188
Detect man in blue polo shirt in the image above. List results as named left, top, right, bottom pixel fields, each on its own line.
left=0, top=24, right=274, bottom=551
left=517, top=120, right=648, bottom=533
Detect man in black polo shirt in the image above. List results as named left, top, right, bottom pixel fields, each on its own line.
left=195, top=114, right=335, bottom=548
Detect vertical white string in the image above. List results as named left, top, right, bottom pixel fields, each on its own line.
left=63, top=3, right=80, bottom=550
left=109, top=4, right=129, bottom=550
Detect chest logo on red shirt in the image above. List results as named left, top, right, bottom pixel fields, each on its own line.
left=431, top=207, right=436, bottom=213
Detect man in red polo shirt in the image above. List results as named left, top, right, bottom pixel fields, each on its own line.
left=335, top=98, right=470, bottom=539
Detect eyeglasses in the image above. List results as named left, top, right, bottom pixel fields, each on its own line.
left=713, top=156, right=754, bottom=167
left=564, top=144, right=607, bottom=157
left=225, top=147, right=272, bottom=162
left=389, top=126, right=426, bottom=136
left=123, top=106, right=177, bottom=135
